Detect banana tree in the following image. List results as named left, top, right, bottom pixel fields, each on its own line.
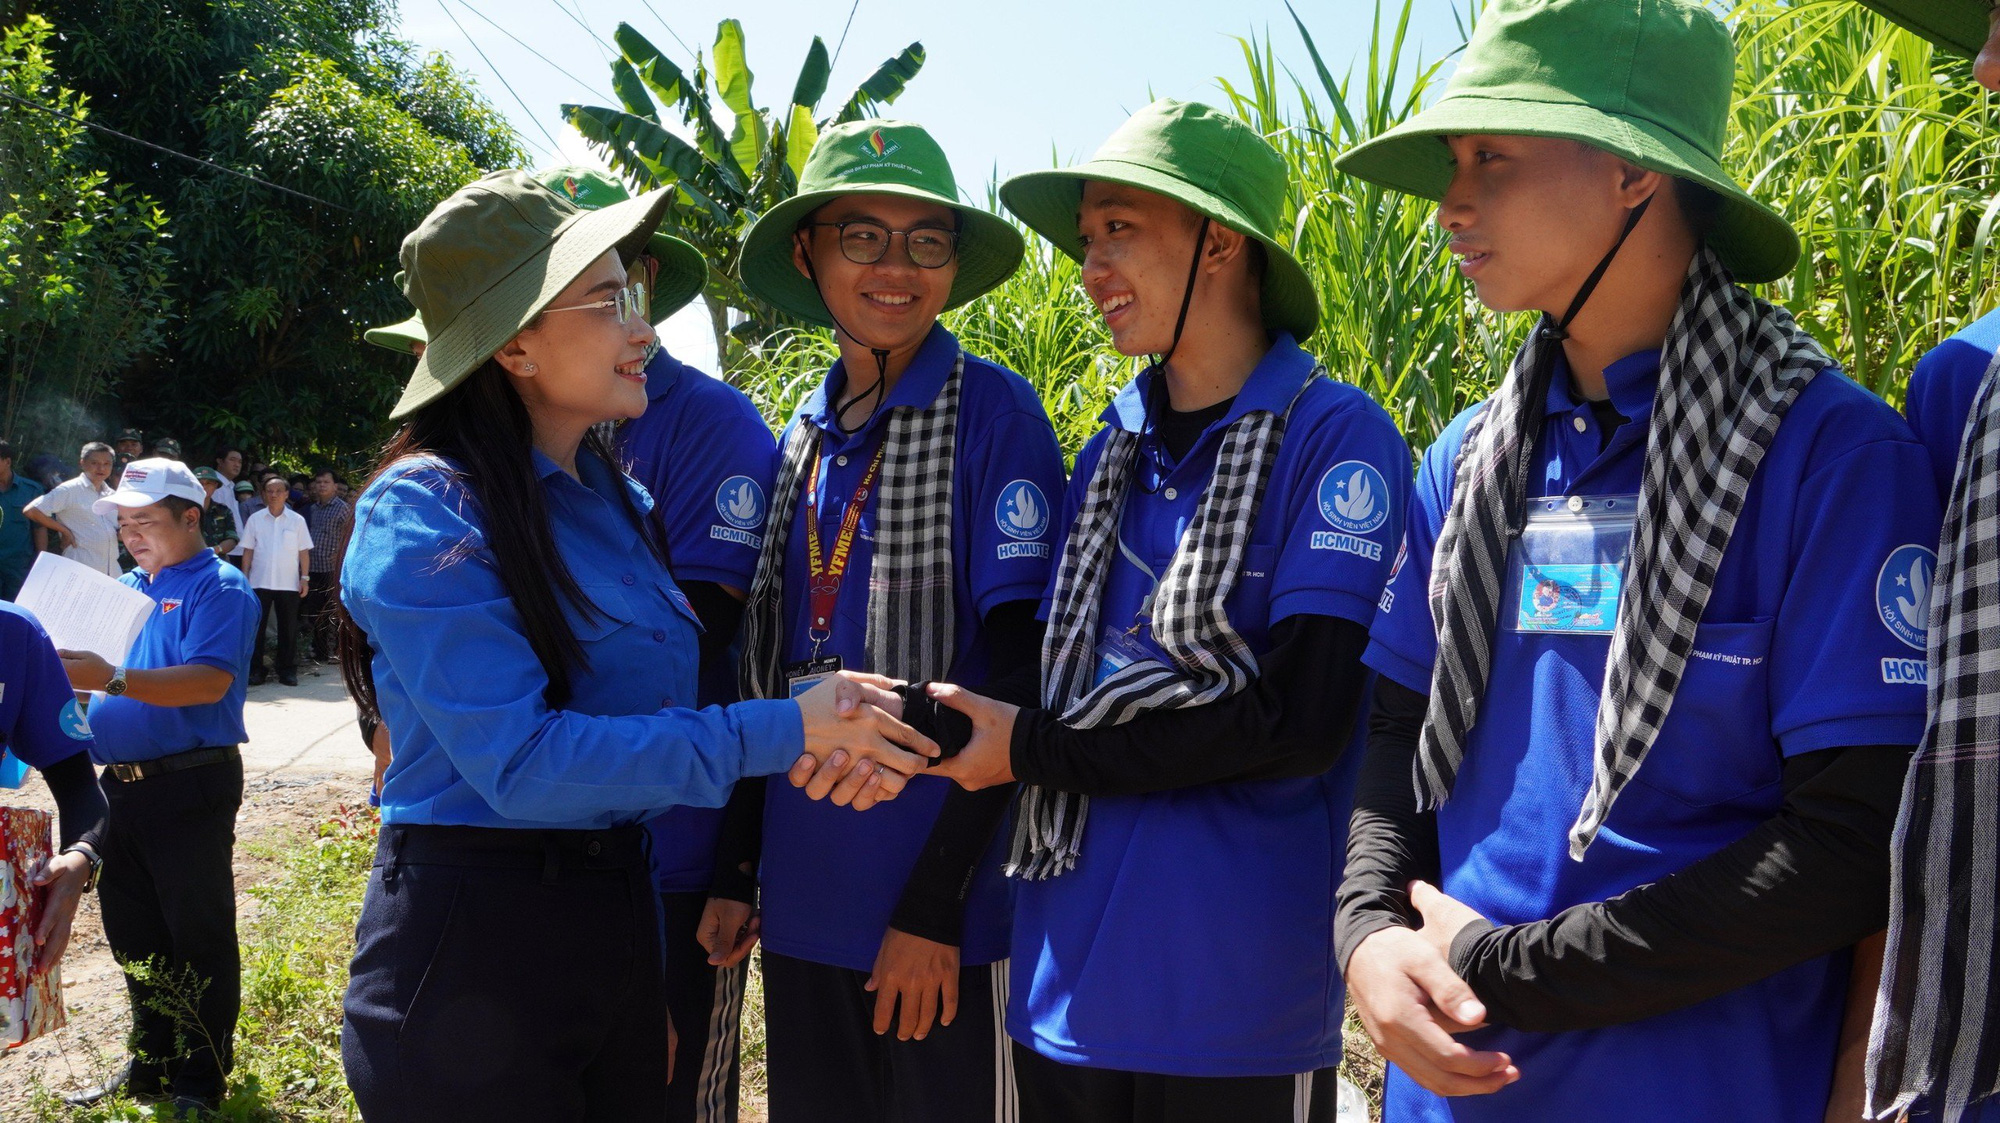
left=563, top=20, right=925, bottom=371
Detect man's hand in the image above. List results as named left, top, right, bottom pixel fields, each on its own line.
left=696, top=897, right=760, bottom=968
left=1345, top=925, right=1518, bottom=1097
left=926, top=683, right=1019, bottom=791
left=30, top=849, right=93, bottom=971
left=790, top=672, right=936, bottom=811
left=1410, top=879, right=1489, bottom=965
left=54, top=526, right=75, bottom=552
left=57, top=650, right=113, bottom=692
left=666, top=1009, right=678, bottom=1086
left=866, top=927, right=960, bottom=1041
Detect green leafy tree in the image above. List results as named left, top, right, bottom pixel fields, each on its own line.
left=0, top=14, right=172, bottom=450
left=564, top=20, right=924, bottom=369
left=40, top=0, right=526, bottom=468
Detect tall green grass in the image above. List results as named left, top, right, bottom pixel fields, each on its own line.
left=727, top=0, right=2000, bottom=455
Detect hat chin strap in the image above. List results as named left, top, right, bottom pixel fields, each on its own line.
left=1539, top=194, right=1654, bottom=344
left=801, top=250, right=892, bottom=436
left=1152, top=216, right=1213, bottom=374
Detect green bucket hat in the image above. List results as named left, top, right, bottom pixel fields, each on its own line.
left=390, top=169, right=673, bottom=419
left=1335, top=0, right=1800, bottom=285
left=1853, top=0, right=1989, bottom=57
left=738, top=120, right=1024, bottom=328
left=536, top=165, right=707, bottom=318
left=1002, top=99, right=1320, bottom=341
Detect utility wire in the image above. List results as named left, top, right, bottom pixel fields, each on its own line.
left=435, top=0, right=560, bottom=159
left=0, top=89, right=360, bottom=214
left=547, top=0, right=616, bottom=56
left=442, top=0, right=601, bottom=96
left=832, top=0, right=862, bottom=69
left=635, top=0, right=697, bottom=60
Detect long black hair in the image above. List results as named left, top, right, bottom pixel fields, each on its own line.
left=337, top=359, right=667, bottom=721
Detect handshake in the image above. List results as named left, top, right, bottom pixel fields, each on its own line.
left=787, top=672, right=1019, bottom=810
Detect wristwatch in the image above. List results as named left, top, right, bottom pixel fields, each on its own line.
left=104, top=665, right=128, bottom=696
left=61, top=842, right=102, bottom=892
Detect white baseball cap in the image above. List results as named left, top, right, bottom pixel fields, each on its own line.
left=93, top=458, right=206, bottom=516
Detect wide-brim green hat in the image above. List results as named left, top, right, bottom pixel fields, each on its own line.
left=1853, top=0, right=1989, bottom=57
left=536, top=164, right=707, bottom=317
left=1002, top=99, right=1319, bottom=341
left=364, top=277, right=426, bottom=355
left=1336, top=0, right=1800, bottom=285
left=391, top=169, right=673, bottom=419
left=739, top=120, right=1023, bottom=329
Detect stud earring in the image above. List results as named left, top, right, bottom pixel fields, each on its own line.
left=524, top=363, right=538, bottom=374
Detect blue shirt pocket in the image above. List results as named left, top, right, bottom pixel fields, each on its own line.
left=1629, top=618, right=1781, bottom=810
left=568, top=582, right=638, bottom=642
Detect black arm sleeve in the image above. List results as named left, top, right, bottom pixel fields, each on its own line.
left=40, top=752, right=107, bottom=854
left=707, top=776, right=765, bottom=904
left=680, top=579, right=747, bottom=671
left=889, top=601, right=1042, bottom=945
left=1005, top=614, right=1369, bottom=798
left=1448, top=742, right=1910, bottom=1032
left=1333, top=676, right=1440, bottom=971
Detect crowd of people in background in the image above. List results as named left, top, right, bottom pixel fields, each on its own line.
left=0, top=431, right=353, bottom=688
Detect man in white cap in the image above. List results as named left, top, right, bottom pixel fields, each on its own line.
left=55, top=457, right=259, bottom=1115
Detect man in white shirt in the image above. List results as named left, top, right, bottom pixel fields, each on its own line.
left=239, top=475, right=312, bottom=687
left=24, top=442, right=120, bottom=576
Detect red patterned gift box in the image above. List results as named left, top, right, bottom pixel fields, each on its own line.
left=0, top=806, right=66, bottom=1047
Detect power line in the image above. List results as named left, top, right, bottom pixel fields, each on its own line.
left=441, top=0, right=601, bottom=97
left=435, top=0, right=560, bottom=160
left=0, top=89, right=360, bottom=214
left=547, top=0, right=615, bottom=56
left=828, top=0, right=860, bottom=69
left=635, top=0, right=697, bottom=60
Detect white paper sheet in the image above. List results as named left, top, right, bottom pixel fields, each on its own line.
left=13, top=552, right=155, bottom=663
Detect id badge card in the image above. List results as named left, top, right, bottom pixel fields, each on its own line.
left=1505, top=494, right=1637, bottom=635
left=1092, top=624, right=1155, bottom=688
left=784, top=655, right=843, bottom=698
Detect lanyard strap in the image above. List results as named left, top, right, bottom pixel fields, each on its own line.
left=802, top=438, right=889, bottom=650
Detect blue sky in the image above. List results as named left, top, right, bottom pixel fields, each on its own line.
left=392, top=0, right=1470, bottom=367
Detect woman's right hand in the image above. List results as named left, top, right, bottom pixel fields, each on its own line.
left=793, top=672, right=937, bottom=808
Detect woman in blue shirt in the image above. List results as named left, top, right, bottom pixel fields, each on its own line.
left=335, top=170, right=934, bottom=1123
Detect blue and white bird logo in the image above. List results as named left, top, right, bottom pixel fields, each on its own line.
left=715, top=476, right=766, bottom=531
left=996, top=480, right=1049, bottom=541
left=59, top=697, right=91, bottom=740
left=1876, top=543, right=1936, bottom=651
left=1317, top=461, right=1390, bottom=536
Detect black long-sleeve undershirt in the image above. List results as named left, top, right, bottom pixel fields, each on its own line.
left=988, top=614, right=1369, bottom=797
left=41, top=751, right=107, bottom=854
left=1336, top=676, right=1910, bottom=1033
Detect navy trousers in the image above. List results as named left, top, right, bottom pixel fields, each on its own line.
left=341, top=824, right=670, bottom=1122
left=659, top=890, right=744, bottom=1123
left=1011, top=1041, right=1338, bottom=1123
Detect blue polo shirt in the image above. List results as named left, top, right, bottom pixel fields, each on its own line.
left=0, top=473, right=44, bottom=577
left=1365, top=350, right=1939, bottom=1123
left=619, top=349, right=780, bottom=893
left=342, top=449, right=802, bottom=830
left=757, top=324, right=1066, bottom=972
left=1901, top=308, right=2000, bottom=1123
left=88, top=550, right=258, bottom=765
left=0, top=602, right=96, bottom=780
left=1008, top=334, right=1406, bottom=1077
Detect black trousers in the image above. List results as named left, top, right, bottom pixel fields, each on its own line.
left=660, top=891, right=744, bottom=1123
left=252, top=588, right=300, bottom=676
left=300, top=569, right=338, bottom=661
left=1011, top=1041, right=1338, bottom=1123
left=761, top=949, right=1012, bottom=1123
left=98, top=754, right=244, bottom=1101
left=342, top=824, right=671, bottom=1123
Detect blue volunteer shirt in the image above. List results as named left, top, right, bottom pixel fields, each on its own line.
left=1901, top=308, right=2000, bottom=1123
left=87, top=550, right=256, bottom=764
left=0, top=602, right=96, bottom=774
left=1010, top=334, right=1406, bottom=1077
left=1366, top=350, right=1939, bottom=1123
left=619, top=349, right=781, bottom=893
left=758, top=324, right=1065, bottom=972
left=342, top=449, right=802, bottom=831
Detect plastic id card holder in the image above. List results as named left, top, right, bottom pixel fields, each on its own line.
left=1092, top=624, right=1154, bottom=688
left=1505, top=494, right=1637, bottom=635
left=785, top=656, right=842, bottom=698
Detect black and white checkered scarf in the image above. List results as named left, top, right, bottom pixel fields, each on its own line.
left=740, top=352, right=963, bottom=699
left=1868, top=352, right=2000, bottom=1123
left=1418, top=247, right=1827, bottom=858
left=1006, top=372, right=1314, bottom=880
